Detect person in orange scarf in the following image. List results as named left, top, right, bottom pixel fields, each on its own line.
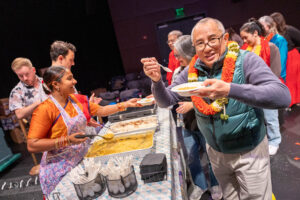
left=27, top=66, right=140, bottom=196
left=166, top=30, right=182, bottom=85
left=240, top=18, right=282, bottom=156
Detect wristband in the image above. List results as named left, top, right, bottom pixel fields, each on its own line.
left=117, top=102, right=126, bottom=112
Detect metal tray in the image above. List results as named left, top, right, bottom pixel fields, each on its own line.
left=90, top=130, right=155, bottom=163
left=99, top=115, right=158, bottom=136
left=108, top=105, right=156, bottom=123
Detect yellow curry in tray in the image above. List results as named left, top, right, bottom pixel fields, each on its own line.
left=85, top=130, right=154, bottom=158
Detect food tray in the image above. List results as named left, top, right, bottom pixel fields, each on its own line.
left=108, top=106, right=156, bottom=123
left=99, top=115, right=158, bottom=136
left=88, top=131, right=155, bottom=164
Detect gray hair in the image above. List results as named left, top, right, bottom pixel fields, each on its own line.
left=174, top=35, right=195, bottom=62
left=168, top=30, right=183, bottom=38
left=191, top=17, right=225, bottom=42
left=258, top=16, right=278, bottom=34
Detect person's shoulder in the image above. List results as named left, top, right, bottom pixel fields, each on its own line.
left=71, top=94, right=88, bottom=101
left=37, top=76, right=43, bottom=82
left=11, top=81, right=23, bottom=91
left=9, top=81, right=24, bottom=97
left=242, top=50, right=261, bottom=63
left=276, top=34, right=288, bottom=43
left=269, top=42, right=278, bottom=50
left=287, top=25, right=299, bottom=32
left=32, top=98, right=54, bottom=115
left=37, top=98, right=53, bottom=110
left=70, top=94, right=88, bottom=105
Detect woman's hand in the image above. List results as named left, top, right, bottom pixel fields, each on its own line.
left=89, top=93, right=102, bottom=104
left=176, top=102, right=194, bottom=114
left=87, top=118, right=100, bottom=127
left=68, top=132, right=88, bottom=145
left=141, top=57, right=161, bottom=82
left=124, top=98, right=142, bottom=108
left=191, top=79, right=230, bottom=100
left=146, top=94, right=154, bottom=99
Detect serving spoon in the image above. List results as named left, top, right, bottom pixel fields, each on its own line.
left=75, top=133, right=114, bottom=140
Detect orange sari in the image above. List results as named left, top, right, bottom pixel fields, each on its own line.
left=28, top=94, right=100, bottom=139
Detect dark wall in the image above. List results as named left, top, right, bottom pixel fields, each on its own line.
left=2, top=0, right=300, bottom=98
left=0, top=0, right=124, bottom=98
left=108, top=0, right=300, bottom=73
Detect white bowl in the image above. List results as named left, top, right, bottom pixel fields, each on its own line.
left=171, top=82, right=204, bottom=97
left=137, top=97, right=155, bottom=106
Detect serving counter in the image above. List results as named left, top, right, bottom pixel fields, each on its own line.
left=47, top=107, right=187, bottom=200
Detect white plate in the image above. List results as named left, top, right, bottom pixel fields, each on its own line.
left=171, top=82, right=204, bottom=97
left=137, top=97, right=155, bottom=106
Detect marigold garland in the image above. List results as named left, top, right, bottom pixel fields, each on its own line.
left=188, top=41, right=240, bottom=116
left=246, top=45, right=261, bottom=56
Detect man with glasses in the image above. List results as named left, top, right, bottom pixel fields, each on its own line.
left=141, top=17, right=290, bottom=199
left=166, top=30, right=182, bottom=85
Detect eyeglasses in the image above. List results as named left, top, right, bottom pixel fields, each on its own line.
left=194, top=34, right=224, bottom=51
left=166, top=40, right=176, bottom=44
left=174, top=53, right=180, bottom=59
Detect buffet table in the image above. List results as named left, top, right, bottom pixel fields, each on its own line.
left=47, top=106, right=187, bottom=200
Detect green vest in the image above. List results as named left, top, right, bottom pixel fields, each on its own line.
left=194, top=50, right=266, bottom=153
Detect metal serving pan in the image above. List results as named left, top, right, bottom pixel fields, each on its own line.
left=89, top=130, right=155, bottom=163
left=100, top=115, right=158, bottom=136
left=108, top=105, right=156, bottom=123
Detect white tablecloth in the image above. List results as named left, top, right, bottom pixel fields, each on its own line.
left=46, top=107, right=185, bottom=200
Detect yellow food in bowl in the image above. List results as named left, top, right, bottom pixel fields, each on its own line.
left=177, top=86, right=197, bottom=91
left=102, top=133, right=114, bottom=140
left=85, top=130, right=154, bottom=157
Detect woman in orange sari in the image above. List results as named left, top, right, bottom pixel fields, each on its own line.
left=240, top=19, right=282, bottom=156
left=27, top=66, right=140, bottom=196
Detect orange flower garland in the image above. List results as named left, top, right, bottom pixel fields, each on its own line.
left=188, top=41, right=240, bottom=116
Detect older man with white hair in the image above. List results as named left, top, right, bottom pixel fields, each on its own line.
left=141, top=17, right=291, bottom=199
left=166, top=30, right=183, bottom=85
